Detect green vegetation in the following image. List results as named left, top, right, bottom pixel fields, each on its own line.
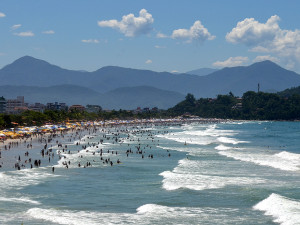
left=168, top=91, right=300, bottom=120
left=0, top=109, right=163, bottom=129
left=1, top=90, right=300, bottom=129
left=278, top=86, right=300, bottom=97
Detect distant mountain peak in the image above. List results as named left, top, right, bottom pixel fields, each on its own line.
left=249, top=60, right=282, bottom=69
left=13, top=55, right=49, bottom=64
left=1, top=55, right=65, bottom=73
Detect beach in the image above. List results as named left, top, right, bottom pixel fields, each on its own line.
left=0, top=120, right=300, bottom=224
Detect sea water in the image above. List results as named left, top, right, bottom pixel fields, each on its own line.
left=0, top=121, right=300, bottom=225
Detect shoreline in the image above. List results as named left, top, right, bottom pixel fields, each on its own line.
left=0, top=126, right=96, bottom=171
left=0, top=117, right=226, bottom=172
left=2, top=117, right=294, bottom=172
left=0, top=117, right=228, bottom=146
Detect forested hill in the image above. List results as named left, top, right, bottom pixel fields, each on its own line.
left=278, top=85, right=300, bottom=97
left=167, top=91, right=300, bottom=120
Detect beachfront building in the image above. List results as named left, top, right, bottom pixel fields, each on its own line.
left=13, top=106, right=29, bottom=114
left=69, top=105, right=85, bottom=112
left=143, top=107, right=150, bottom=112
left=134, top=107, right=142, bottom=114
left=46, top=102, right=68, bottom=111
left=29, top=103, right=46, bottom=112
left=6, top=96, right=26, bottom=114
left=151, top=107, right=158, bottom=112
left=86, top=105, right=102, bottom=113
left=133, top=106, right=159, bottom=114
left=0, top=96, right=6, bottom=113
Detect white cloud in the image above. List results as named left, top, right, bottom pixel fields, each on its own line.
left=213, top=56, right=249, bottom=68
left=11, top=24, right=21, bottom=30
left=14, top=31, right=34, bottom=37
left=171, top=20, right=215, bottom=43
left=253, top=55, right=280, bottom=63
left=0, top=12, right=5, bottom=18
left=154, top=45, right=166, bottom=49
left=226, top=15, right=280, bottom=45
left=145, top=59, right=152, bottom=64
left=156, top=32, right=168, bottom=38
left=82, top=39, right=99, bottom=44
left=42, top=30, right=55, bottom=34
left=98, top=9, right=154, bottom=37
left=226, top=15, right=300, bottom=70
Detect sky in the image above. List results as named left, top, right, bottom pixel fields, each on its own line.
left=1, top=0, right=300, bottom=73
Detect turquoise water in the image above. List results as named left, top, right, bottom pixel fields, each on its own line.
left=1, top=121, right=300, bottom=224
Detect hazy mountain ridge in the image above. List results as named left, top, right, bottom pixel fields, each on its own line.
left=0, top=85, right=184, bottom=109
left=186, top=68, right=219, bottom=76
left=101, top=86, right=185, bottom=109
left=1, top=56, right=300, bottom=99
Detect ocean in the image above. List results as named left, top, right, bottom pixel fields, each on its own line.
left=0, top=121, right=300, bottom=225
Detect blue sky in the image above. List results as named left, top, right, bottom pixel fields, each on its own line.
left=1, top=0, right=300, bottom=73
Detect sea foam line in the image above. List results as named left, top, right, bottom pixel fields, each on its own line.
left=218, top=150, right=300, bottom=171
left=0, top=196, right=40, bottom=205
left=253, top=193, right=300, bottom=225
left=27, top=204, right=245, bottom=225
left=159, top=158, right=265, bottom=191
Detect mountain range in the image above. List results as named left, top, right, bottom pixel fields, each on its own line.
left=1, top=56, right=300, bottom=109
left=0, top=85, right=184, bottom=110
left=186, top=68, right=219, bottom=76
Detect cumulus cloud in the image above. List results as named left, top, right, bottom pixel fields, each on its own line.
left=11, top=24, right=21, bottom=30
left=14, top=31, right=34, bottom=37
left=226, top=15, right=300, bottom=70
left=98, top=9, right=154, bottom=37
left=226, top=15, right=280, bottom=45
left=145, top=59, right=152, bottom=64
left=42, top=30, right=55, bottom=34
left=171, top=20, right=215, bottom=43
left=0, top=12, right=5, bottom=17
left=253, top=55, right=280, bottom=63
left=156, top=32, right=168, bottom=38
left=213, top=56, right=249, bottom=68
left=82, top=39, right=99, bottom=44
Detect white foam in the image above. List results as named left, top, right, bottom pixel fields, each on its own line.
left=27, top=208, right=102, bottom=225
left=0, top=196, right=40, bottom=205
left=184, top=128, right=236, bottom=137
left=157, top=133, right=215, bottom=146
left=275, top=151, right=300, bottom=161
left=215, top=144, right=231, bottom=151
left=160, top=159, right=265, bottom=191
left=219, top=150, right=300, bottom=171
left=217, top=137, right=248, bottom=145
left=0, top=169, right=60, bottom=190
left=156, top=145, right=207, bottom=156
left=158, top=124, right=240, bottom=147
left=253, top=193, right=300, bottom=225
left=27, top=204, right=245, bottom=225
